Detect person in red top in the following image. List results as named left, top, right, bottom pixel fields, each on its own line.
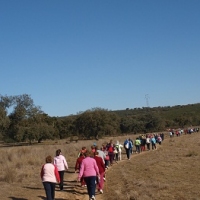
left=106, top=140, right=115, bottom=166
left=75, top=152, right=86, bottom=186
left=77, top=146, right=87, bottom=157
left=94, top=151, right=105, bottom=194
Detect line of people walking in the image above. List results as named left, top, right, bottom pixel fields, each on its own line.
left=40, top=133, right=165, bottom=200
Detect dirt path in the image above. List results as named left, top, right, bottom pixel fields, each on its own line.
left=50, top=137, right=166, bottom=200
left=55, top=150, right=154, bottom=200
left=54, top=167, right=104, bottom=200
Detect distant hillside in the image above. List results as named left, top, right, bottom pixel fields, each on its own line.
left=112, top=103, right=200, bottom=120
left=57, top=103, right=200, bottom=140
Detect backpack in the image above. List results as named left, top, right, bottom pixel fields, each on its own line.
left=124, top=140, right=129, bottom=149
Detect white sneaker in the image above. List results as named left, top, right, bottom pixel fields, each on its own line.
left=91, top=195, right=96, bottom=200
left=100, top=189, right=103, bottom=194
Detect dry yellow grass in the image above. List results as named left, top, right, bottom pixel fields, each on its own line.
left=105, top=133, right=200, bottom=200
left=0, top=132, right=199, bottom=199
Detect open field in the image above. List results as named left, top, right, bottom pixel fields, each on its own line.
left=0, top=132, right=200, bottom=200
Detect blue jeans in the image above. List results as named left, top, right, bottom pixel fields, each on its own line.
left=43, top=182, right=55, bottom=200
left=84, top=176, right=96, bottom=198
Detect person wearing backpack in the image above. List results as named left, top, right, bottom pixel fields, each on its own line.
left=124, top=139, right=132, bottom=160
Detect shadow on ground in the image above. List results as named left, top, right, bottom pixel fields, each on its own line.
left=38, top=196, right=68, bottom=200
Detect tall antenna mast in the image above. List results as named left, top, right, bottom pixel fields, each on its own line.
left=145, top=94, right=150, bottom=107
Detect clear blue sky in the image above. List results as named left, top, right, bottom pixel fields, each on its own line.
left=1, top=0, right=200, bottom=117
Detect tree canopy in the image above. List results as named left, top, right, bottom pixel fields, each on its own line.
left=1, top=93, right=200, bottom=144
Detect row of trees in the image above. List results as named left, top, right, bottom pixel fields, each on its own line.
left=0, top=94, right=199, bottom=144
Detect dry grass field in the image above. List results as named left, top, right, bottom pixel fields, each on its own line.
left=0, top=131, right=200, bottom=200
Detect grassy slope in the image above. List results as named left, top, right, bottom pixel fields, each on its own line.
left=113, top=103, right=200, bottom=120
left=104, top=133, right=200, bottom=200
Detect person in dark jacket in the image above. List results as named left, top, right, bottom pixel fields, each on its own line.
left=140, top=136, right=146, bottom=152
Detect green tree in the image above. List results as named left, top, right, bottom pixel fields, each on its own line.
left=3, top=94, right=55, bottom=143
left=74, top=108, right=120, bottom=139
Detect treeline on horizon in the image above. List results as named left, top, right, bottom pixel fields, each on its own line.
left=0, top=94, right=200, bottom=144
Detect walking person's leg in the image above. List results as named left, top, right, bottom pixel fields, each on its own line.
left=109, top=152, right=114, bottom=165
left=84, top=177, right=91, bottom=199
left=59, top=171, right=65, bottom=190
left=141, top=145, right=143, bottom=152
left=43, top=182, right=53, bottom=200
left=50, top=182, right=56, bottom=200
left=105, top=160, right=109, bottom=168
left=126, top=148, right=131, bottom=159
left=125, top=149, right=128, bottom=159
left=128, top=148, right=131, bottom=159
left=119, top=151, right=121, bottom=161
left=90, top=176, right=97, bottom=199
left=115, top=153, right=119, bottom=161
left=130, top=147, right=133, bottom=154
left=85, top=176, right=96, bottom=199
left=99, top=172, right=104, bottom=193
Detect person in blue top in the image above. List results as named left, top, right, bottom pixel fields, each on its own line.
left=151, top=136, right=157, bottom=150
left=124, top=139, right=133, bottom=160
